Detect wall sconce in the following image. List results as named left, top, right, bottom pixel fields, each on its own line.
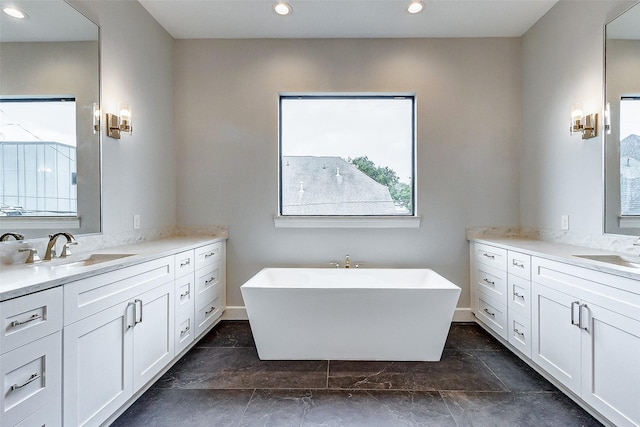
left=92, top=102, right=100, bottom=134
left=106, top=103, right=133, bottom=139
left=604, top=102, right=611, bottom=135
left=570, top=103, right=598, bottom=139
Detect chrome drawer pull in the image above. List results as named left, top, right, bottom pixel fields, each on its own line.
left=204, top=251, right=216, bottom=259
left=180, top=259, right=191, bottom=267
left=180, top=326, right=190, bottom=336
left=205, top=306, right=216, bottom=316
left=10, top=313, right=42, bottom=328
left=205, top=276, right=215, bottom=285
left=514, top=328, right=525, bottom=338
left=10, top=372, right=40, bottom=392
left=512, top=260, right=525, bottom=268
left=482, top=253, right=495, bottom=260
left=483, top=308, right=496, bottom=317
left=570, top=301, right=580, bottom=326
left=135, top=299, right=143, bottom=324
left=180, top=290, right=191, bottom=299
left=482, top=278, right=495, bottom=286
left=513, top=292, right=525, bottom=300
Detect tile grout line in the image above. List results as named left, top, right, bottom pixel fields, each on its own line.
left=326, top=360, right=330, bottom=389
left=236, top=388, right=257, bottom=427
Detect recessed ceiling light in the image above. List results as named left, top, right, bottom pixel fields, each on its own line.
left=273, top=2, right=292, bottom=16
left=407, top=1, right=424, bottom=14
left=3, top=7, right=27, bottom=19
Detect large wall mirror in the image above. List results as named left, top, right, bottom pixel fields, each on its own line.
left=604, top=2, right=640, bottom=236
left=0, top=0, right=100, bottom=239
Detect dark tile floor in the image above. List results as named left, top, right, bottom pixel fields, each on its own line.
left=112, top=321, right=603, bottom=427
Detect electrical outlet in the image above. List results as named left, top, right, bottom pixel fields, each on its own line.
left=133, top=214, right=141, bottom=230
left=561, top=215, right=569, bottom=230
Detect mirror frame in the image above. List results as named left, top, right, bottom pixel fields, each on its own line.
left=603, top=1, right=640, bottom=236
left=0, top=0, right=102, bottom=239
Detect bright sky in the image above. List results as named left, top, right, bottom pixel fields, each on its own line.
left=280, top=97, right=414, bottom=183
left=620, top=98, right=640, bottom=141
left=0, top=99, right=77, bottom=147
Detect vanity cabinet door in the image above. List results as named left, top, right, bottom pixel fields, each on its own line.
left=581, top=302, right=640, bottom=427
left=132, top=281, right=174, bottom=390
left=63, top=301, right=133, bottom=427
left=531, top=281, right=582, bottom=395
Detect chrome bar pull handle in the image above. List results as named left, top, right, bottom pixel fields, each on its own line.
left=126, top=301, right=135, bottom=329
left=10, top=313, right=42, bottom=328
left=205, top=276, right=215, bottom=285
left=514, top=328, right=525, bottom=338
left=570, top=301, right=580, bottom=326
left=179, top=259, right=191, bottom=267
left=483, top=308, right=496, bottom=317
left=205, top=306, right=216, bottom=316
left=483, top=253, right=495, bottom=260
left=9, top=373, right=41, bottom=392
left=204, top=251, right=216, bottom=259
left=135, top=299, right=143, bottom=324
left=483, top=278, right=495, bottom=286
left=512, top=260, right=524, bottom=268
left=180, top=289, right=191, bottom=299
left=579, top=303, right=589, bottom=331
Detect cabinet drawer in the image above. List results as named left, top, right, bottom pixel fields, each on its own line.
left=194, top=242, right=222, bottom=270
left=508, top=250, right=531, bottom=280
left=195, top=294, right=222, bottom=337
left=508, top=309, right=531, bottom=358
left=0, top=331, right=61, bottom=427
left=473, top=242, right=507, bottom=270
left=14, top=400, right=60, bottom=427
left=473, top=263, right=507, bottom=304
left=508, top=274, right=531, bottom=317
left=174, top=250, right=195, bottom=279
left=195, top=262, right=223, bottom=309
left=475, top=294, right=507, bottom=340
left=175, top=274, right=194, bottom=317
left=1, top=287, right=63, bottom=354
left=64, top=256, right=174, bottom=325
left=175, top=314, right=194, bottom=355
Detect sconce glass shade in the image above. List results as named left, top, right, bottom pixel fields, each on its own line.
left=407, top=1, right=424, bottom=14
left=604, top=102, right=611, bottom=135
left=570, top=103, right=584, bottom=134
left=92, top=102, right=100, bottom=134
left=119, top=103, right=132, bottom=135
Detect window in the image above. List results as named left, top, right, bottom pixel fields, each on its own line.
left=279, top=94, right=415, bottom=220
left=0, top=97, right=77, bottom=217
left=619, top=96, right=640, bottom=216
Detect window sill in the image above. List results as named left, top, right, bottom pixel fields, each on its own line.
left=0, top=216, right=80, bottom=230
left=273, top=215, right=421, bottom=229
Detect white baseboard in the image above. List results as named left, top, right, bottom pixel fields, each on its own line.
left=223, top=306, right=473, bottom=322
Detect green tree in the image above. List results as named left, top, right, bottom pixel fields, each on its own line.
left=349, top=156, right=412, bottom=211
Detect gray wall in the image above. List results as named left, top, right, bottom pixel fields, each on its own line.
left=174, top=38, right=523, bottom=309
left=70, top=0, right=176, bottom=235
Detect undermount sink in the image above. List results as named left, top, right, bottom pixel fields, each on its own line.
left=50, top=253, right=136, bottom=268
left=574, top=254, right=640, bottom=269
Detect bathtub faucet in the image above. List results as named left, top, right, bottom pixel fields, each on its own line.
left=345, top=255, right=350, bottom=268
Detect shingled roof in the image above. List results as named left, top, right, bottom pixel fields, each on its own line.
left=281, top=156, right=397, bottom=215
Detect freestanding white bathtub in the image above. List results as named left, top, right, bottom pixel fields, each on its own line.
left=240, top=268, right=461, bottom=361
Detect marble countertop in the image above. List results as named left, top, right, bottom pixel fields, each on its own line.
left=0, top=236, right=226, bottom=302
left=470, top=236, right=640, bottom=282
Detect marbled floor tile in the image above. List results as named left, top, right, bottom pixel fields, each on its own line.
left=155, top=347, right=328, bottom=389
left=111, top=388, right=253, bottom=426
left=475, top=350, right=557, bottom=392
left=441, top=391, right=604, bottom=427
left=239, top=389, right=458, bottom=427
left=444, top=323, right=507, bottom=351
left=196, top=320, right=256, bottom=348
left=328, top=350, right=507, bottom=392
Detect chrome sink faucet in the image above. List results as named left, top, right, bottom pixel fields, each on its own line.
left=330, top=255, right=360, bottom=268
left=0, top=232, right=24, bottom=241
left=44, top=232, right=77, bottom=260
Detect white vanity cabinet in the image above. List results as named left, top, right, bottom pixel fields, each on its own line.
left=174, top=249, right=196, bottom=355
left=0, top=287, right=63, bottom=427
left=63, top=256, right=175, bottom=427
left=532, top=257, right=640, bottom=427
left=506, top=251, right=532, bottom=357
left=470, top=242, right=509, bottom=339
left=194, top=242, right=226, bottom=337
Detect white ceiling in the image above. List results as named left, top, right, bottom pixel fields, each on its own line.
left=138, top=0, right=559, bottom=39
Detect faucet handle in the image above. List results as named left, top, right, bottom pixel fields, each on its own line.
left=18, top=248, right=41, bottom=264
left=329, top=262, right=340, bottom=268
left=60, top=241, right=78, bottom=258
